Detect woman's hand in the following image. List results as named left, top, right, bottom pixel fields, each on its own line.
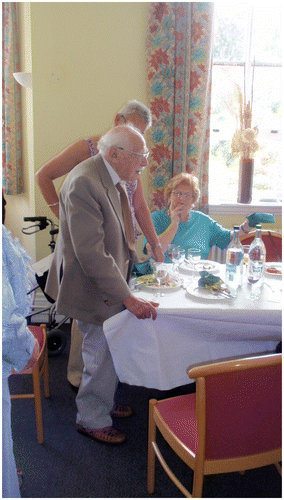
left=169, top=202, right=184, bottom=224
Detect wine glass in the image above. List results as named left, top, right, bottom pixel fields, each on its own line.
left=153, top=264, right=168, bottom=297
left=167, top=244, right=180, bottom=275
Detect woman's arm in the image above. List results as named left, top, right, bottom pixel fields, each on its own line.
left=133, top=178, right=164, bottom=262
left=35, top=136, right=99, bottom=218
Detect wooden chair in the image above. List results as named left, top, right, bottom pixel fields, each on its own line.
left=10, top=324, right=50, bottom=444
left=240, top=230, right=282, bottom=262
left=147, top=353, right=281, bottom=497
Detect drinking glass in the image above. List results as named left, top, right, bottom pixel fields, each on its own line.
left=167, top=244, right=180, bottom=275
left=247, top=273, right=262, bottom=300
left=187, top=248, right=201, bottom=270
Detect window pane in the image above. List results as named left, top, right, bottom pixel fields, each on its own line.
left=213, top=4, right=251, bottom=63
left=210, top=65, right=244, bottom=203
left=252, top=6, right=282, bottom=64
left=252, top=66, right=282, bottom=202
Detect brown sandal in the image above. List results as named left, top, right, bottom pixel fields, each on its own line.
left=77, top=424, right=126, bottom=444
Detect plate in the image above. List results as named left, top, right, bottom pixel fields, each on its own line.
left=136, top=273, right=181, bottom=292
left=265, top=264, right=282, bottom=279
left=186, top=285, right=229, bottom=301
left=179, top=260, right=219, bottom=275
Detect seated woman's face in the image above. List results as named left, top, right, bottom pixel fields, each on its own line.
left=169, top=181, right=194, bottom=213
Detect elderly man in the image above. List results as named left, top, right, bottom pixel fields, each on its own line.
left=45, top=124, right=158, bottom=444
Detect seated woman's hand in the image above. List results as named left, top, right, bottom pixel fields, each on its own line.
left=169, top=202, right=184, bottom=225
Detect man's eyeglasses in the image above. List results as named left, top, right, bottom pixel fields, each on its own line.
left=172, top=191, right=193, bottom=199
left=116, top=146, right=149, bottom=159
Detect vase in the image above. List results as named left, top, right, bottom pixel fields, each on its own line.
left=237, top=158, right=254, bottom=204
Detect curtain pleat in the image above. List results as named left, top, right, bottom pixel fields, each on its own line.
left=2, top=2, right=23, bottom=195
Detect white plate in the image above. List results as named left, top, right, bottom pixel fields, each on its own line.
left=186, top=285, right=229, bottom=301
left=265, top=263, right=282, bottom=279
left=135, top=274, right=181, bottom=293
left=179, top=260, right=219, bottom=275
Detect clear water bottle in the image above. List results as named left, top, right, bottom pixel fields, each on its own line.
left=225, top=225, right=244, bottom=297
left=247, top=224, right=266, bottom=299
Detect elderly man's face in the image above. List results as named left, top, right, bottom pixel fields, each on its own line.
left=115, top=134, right=149, bottom=183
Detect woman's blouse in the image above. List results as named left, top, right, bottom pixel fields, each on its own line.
left=2, top=225, right=36, bottom=378
left=143, top=209, right=231, bottom=262
left=85, top=139, right=141, bottom=240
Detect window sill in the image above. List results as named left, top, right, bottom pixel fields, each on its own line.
left=209, top=202, right=282, bottom=217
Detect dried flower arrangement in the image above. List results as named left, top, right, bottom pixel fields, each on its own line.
left=230, top=85, right=259, bottom=160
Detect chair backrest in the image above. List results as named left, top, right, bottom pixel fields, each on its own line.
left=240, top=230, right=282, bottom=262
left=189, top=354, right=282, bottom=461
left=25, top=325, right=47, bottom=373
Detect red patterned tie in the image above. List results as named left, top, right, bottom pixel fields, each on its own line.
left=116, top=183, right=136, bottom=251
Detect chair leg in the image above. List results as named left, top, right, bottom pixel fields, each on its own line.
left=43, top=352, right=50, bottom=399
left=32, top=365, right=44, bottom=444
left=275, top=463, right=282, bottom=476
left=147, top=399, right=157, bottom=494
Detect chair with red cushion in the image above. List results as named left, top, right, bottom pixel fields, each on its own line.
left=147, top=353, right=282, bottom=497
left=10, top=324, right=50, bottom=444
left=240, top=230, right=282, bottom=262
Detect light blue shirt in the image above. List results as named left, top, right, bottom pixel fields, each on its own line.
left=143, top=209, right=231, bottom=262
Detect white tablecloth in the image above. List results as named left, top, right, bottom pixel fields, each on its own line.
left=104, top=264, right=282, bottom=390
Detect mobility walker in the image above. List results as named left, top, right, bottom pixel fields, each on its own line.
left=22, top=216, right=69, bottom=356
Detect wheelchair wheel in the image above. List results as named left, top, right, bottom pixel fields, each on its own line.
left=47, top=328, right=67, bottom=356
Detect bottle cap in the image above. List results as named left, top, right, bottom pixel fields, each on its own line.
left=233, top=225, right=240, bottom=230
left=255, top=224, right=262, bottom=229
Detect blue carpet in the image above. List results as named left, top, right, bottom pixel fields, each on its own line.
left=9, top=326, right=282, bottom=498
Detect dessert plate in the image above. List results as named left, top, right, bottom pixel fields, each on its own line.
left=265, top=263, right=282, bottom=279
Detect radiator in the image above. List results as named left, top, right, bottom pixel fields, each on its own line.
left=209, top=246, right=226, bottom=264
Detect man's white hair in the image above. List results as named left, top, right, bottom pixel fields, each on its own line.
left=118, top=100, right=152, bottom=128
left=97, top=124, right=144, bottom=157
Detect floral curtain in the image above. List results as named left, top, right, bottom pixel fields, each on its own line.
left=146, top=2, right=214, bottom=213
left=2, top=2, right=23, bottom=195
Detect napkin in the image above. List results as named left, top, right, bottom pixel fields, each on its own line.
left=246, top=212, right=275, bottom=227
left=131, top=260, right=154, bottom=277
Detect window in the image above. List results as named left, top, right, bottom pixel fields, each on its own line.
left=209, top=4, right=282, bottom=206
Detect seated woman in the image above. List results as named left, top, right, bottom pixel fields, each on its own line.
left=144, top=173, right=250, bottom=261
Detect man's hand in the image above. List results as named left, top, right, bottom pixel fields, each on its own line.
left=123, top=295, right=159, bottom=320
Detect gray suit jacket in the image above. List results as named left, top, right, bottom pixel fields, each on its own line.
left=45, top=154, right=138, bottom=325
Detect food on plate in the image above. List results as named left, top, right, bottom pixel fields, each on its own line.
left=265, top=266, right=282, bottom=276
left=198, top=271, right=231, bottom=295
left=137, top=273, right=179, bottom=288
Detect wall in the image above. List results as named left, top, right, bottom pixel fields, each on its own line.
left=30, top=1, right=150, bottom=260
